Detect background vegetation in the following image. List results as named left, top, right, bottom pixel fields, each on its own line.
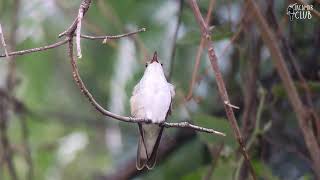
left=0, top=0, right=319, bottom=180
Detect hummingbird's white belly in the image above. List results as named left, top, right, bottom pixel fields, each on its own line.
left=141, top=83, right=171, bottom=123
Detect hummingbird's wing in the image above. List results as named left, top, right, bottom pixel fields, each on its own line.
left=167, top=83, right=175, bottom=117
left=130, top=83, right=145, bottom=117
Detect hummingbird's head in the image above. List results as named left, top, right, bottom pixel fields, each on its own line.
left=145, top=51, right=163, bottom=68
left=143, top=51, right=166, bottom=80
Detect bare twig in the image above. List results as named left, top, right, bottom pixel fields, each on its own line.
left=186, top=0, right=215, bottom=100
left=0, top=103, right=18, bottom=180
left=235, top=88, right=267, bottom=180
left=95, top=0, right=149, bottom=63
left=168, top=0, right=183, bottom=81
left=75, top=28, right=147, bottom=42
left=0, top=24, right=9, bottom=57
left=224, top=101, right=240, bottom=110
left=246, top=0, right=320, bottom=178
left=58, top=0, right=92, bottom=38
left=101, top=28, right=146, bottom=43
left=188, top=0, right=257, bottom=179
left=163, top=122, right=225, bottom=136
left=0, top=38, right=69, bottom=58
left=196, top=24, right=243, bottom=88
left=19, top=116, right=33, bottom=180
left=77, top=28, right=146, bottom=41
left=207, top=47, right=256, bottom=179
left=0, top=28, right=146, bottom=59
left=76, top=5, right=84, bottom=58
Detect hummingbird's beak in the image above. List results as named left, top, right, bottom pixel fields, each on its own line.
left=151, top=51, right=159, bottom=63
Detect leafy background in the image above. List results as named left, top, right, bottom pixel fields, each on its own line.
left=0, top=0, right=319, bottom=180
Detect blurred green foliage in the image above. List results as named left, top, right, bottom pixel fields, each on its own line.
left=0, top=0, right=319, bottom=180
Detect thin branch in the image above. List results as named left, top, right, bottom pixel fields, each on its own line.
left=0, top=38, right=69, bottom=58
left=235, top=88, right=267, bottom=180
left=168, top=0, right=183, bottom=81
left=0, top=24, right=9, bottom=57
left=194, top=23, right=244, bottom=95
left=19, top=116, right=33, bottom=180
left=224, top=101, right=240, bottom=110
left=58, top=0, right=92, bottom=38
left=163, top=122, right=225, bottom=136
left=76, top=5, right=84, bottom=58
left=246, top=0, right=320, bottom=179
left=0, top=28, right=147, bottom=59
left=0, top=103, right=18, bottom=180
left=186, top=0, right=215, bottom=100
left=207, top=47, right=257, bottom=179
left=188, top=0, right=257, bottom=180
left=67, top=38, right=150, bottom=123
left=80, top=28, right=146, bottom=42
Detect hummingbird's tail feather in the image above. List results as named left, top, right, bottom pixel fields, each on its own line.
left=146, top=125, right=163, bottom=169
left=136, top=124, right=148, bottom=170
left=136, top=123, right=164, bottom=170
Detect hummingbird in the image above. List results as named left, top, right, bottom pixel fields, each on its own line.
left=130, top=51, right=175, bottom=170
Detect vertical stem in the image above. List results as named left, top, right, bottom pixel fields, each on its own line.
left=188, top=0, right=257, bottom=179
left=168, top=0, right=184, bottom=81
left=0, top=102, right=18, bottom=180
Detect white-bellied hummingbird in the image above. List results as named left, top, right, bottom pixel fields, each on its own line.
left=130, top=51, right=175, bottom=170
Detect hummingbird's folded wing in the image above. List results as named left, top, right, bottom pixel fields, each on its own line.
left=130, top=82, right=145, bottom=117
left=168, top=83, right=175, bottom=98
left=167, top=83, right=175, bottom=117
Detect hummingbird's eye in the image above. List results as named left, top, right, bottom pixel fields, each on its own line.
left=145, top=63, right=148, bottom=67
left=161, top=63, right=163, bottom=66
